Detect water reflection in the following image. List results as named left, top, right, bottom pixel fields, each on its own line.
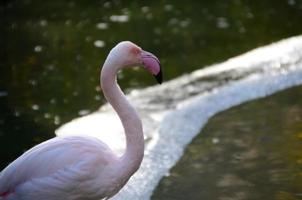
left=1, top=0, right=302, bottom=170
left=93, top=40, right=106, bottom=48
left=152, top=86, right=302, bottom=200
left=96, top=22, right=108, bottom=30
left=109, top=15, right=129, bottom=23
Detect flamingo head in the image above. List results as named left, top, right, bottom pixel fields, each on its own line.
left=107, top=41, right=162, bottom=84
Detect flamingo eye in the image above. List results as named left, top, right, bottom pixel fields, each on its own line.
left=130, top=47, right=141, bottom=55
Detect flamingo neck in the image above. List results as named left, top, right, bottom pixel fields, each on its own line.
left=101, top=59, right=144, bottom=175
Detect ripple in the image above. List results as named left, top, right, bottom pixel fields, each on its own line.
left=94, top=40, right=106, bottom=48
left=110, top=15, right=129, bottom=23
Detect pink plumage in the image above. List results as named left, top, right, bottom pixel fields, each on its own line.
left=0, top=41, right=162, bottom=200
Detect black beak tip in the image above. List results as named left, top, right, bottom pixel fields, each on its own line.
left=154, top=69, right=163, bottom=84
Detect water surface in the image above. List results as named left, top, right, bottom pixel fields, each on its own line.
left=152, top=86, right=302, bottom=200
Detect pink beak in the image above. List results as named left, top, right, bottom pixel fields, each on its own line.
left=141, top=51, right=162, bottom=84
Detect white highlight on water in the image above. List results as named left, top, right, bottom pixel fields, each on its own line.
left=94, top=40, right=106, bottom=48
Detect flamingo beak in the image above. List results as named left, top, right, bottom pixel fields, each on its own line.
left=141, top=51, right=163, bottom=84
left=154, top=68, right=162, bottom=84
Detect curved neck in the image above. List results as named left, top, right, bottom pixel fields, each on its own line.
left=101, top=60, right=144, bottom=175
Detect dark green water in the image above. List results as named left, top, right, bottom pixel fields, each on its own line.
left=1, top=0, right=302, bottom=170
left=152, top=86, right=302, bottom=200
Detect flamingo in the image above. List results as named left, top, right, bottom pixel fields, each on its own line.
left=0, top=41, right=162, bottom=200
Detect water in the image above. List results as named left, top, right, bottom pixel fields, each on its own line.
left=152, top=85, right=302, bottom=200
left=1, top=0, right=302, bottom=197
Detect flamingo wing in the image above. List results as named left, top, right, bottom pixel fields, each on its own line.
left=0, top=136, right=116, bottom=200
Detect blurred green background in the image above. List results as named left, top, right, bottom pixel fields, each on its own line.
left=1, top=0, right=302, bottom=176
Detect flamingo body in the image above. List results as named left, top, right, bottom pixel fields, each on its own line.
left=1, top=136, right=121, bottom=199
left=0, top=41, right=162, bottom=200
